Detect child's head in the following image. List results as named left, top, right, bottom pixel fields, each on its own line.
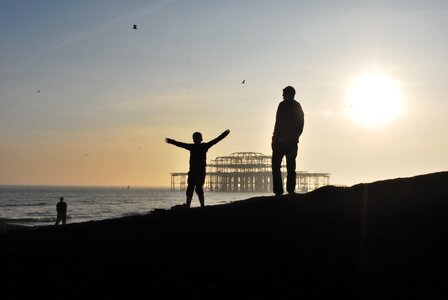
left=192, top=132, right=203, bottom=144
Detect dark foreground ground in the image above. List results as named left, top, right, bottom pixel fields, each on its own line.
left=1, top=172, right=448, bottom=299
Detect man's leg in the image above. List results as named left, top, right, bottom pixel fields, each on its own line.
left=285, top=143, right=298, bottom=194
left=62, top=215, right=66, bottom=225
left=55, top=215, right=61, bottom=225
left=272, top=143, right=284, bottom=196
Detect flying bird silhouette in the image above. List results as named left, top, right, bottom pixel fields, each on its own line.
left=241, top=80, right=245, bottom=84
left=133, top=24, right=138, bottom=30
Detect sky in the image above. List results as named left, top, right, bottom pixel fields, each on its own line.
left=1, top=0, right=447, bottom=187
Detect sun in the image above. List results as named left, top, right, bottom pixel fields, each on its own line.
left=346, top=73, right=403, bottom=127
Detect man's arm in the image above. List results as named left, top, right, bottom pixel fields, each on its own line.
left=272, top=103, right=281, bottom=142
left=296, top=104, right=305, bottom=140
left=206, top=129, right=230, bottom=148
left=165, top=138, right=192, bottom=150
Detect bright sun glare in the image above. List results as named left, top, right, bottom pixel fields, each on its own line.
left=346, top=73, right=403, bottom=127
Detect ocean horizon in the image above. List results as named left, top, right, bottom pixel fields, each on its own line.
left=0, top=185, right=270, bottom=227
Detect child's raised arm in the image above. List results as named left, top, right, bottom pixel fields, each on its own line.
left=207, top=129, right=230, bottom=148
left=165, top=138, right=191, bottom=150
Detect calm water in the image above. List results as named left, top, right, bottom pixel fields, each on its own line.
left=0, top=186, right=269, bottom=227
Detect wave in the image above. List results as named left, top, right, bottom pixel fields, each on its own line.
left=0, top=202, right=49, bottom=207
left=0, top=216, right=63, bottom=224
left=119, top=212, right=142, bottom=218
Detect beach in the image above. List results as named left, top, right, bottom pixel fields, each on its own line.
left=1, top=171, right=447, bottom=299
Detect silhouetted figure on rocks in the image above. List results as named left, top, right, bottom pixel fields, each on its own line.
left=272, top=86, right=304, bottom=196
left=166, top=129, right=230, bottom=207
left=55, top=197, right=67, bottom=225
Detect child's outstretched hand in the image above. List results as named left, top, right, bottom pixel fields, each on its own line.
left=165, top=138, right=174, bottom=144
left=222, top=129, right=230, bottom=137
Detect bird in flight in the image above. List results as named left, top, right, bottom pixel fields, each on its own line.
left=241, top=80, right=245, bottom=84
left=133, top=24, right=138, bottom=30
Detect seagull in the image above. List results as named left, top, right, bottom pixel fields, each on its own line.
left=241, top=80, right=245, bottom=84
left=133, top=24, right=137, bottom=30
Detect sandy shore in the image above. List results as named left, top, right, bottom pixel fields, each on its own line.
left=1, top=171, right=447, bottom=299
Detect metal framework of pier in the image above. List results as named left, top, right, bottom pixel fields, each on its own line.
left=170, top=152, right=330, bottom=193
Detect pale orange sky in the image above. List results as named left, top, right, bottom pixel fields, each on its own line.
left=1, top=1, right=447, bottom=187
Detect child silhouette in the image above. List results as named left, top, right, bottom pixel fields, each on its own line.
left=166, top=129, right=230, bottom=207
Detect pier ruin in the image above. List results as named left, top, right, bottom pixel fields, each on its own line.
left=170, top=152, right=330, bottom=193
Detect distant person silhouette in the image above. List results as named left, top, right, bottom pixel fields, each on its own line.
left=271, top=86, right=304, bottom=195
left=55, top=197, right=67, bottom=225
left=166, top=129, right=230, bottom=207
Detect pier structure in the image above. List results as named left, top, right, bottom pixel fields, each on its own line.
left=170, top=152, right=330, bottom=193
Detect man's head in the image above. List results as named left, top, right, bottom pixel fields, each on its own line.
left=59, top=197, right=64, bottom=202
left=282, top=86, right=296, bottom=100
left=192, top=132, right=203, bottom=144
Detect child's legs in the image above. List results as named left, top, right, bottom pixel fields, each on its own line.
left=186, top=187, right=194, bottom=207
left=195, top=186, right=204, bottom=207
left=186, top=172, right=205, bottom=207
left=186, top=175, right=196, bottom=207
left=195, top=174, right=206, bottom=207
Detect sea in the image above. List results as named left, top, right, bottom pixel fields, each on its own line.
left=0, top=186, right=270, bottom=227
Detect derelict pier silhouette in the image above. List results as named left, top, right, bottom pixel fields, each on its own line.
left=170, top=152, right=330, bottom=193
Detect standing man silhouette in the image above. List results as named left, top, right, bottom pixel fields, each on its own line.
left=166, top=129, right=230, bottom=207
left=271, top=86, right=304, bottom=196
left=55, top=197, right=67, bottom=225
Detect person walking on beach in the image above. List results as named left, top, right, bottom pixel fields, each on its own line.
left=271, top=86, right=304, bottom=196
left=55, top=197, right=67, bottom=225
left=166, top=129, right=230, bottom=207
